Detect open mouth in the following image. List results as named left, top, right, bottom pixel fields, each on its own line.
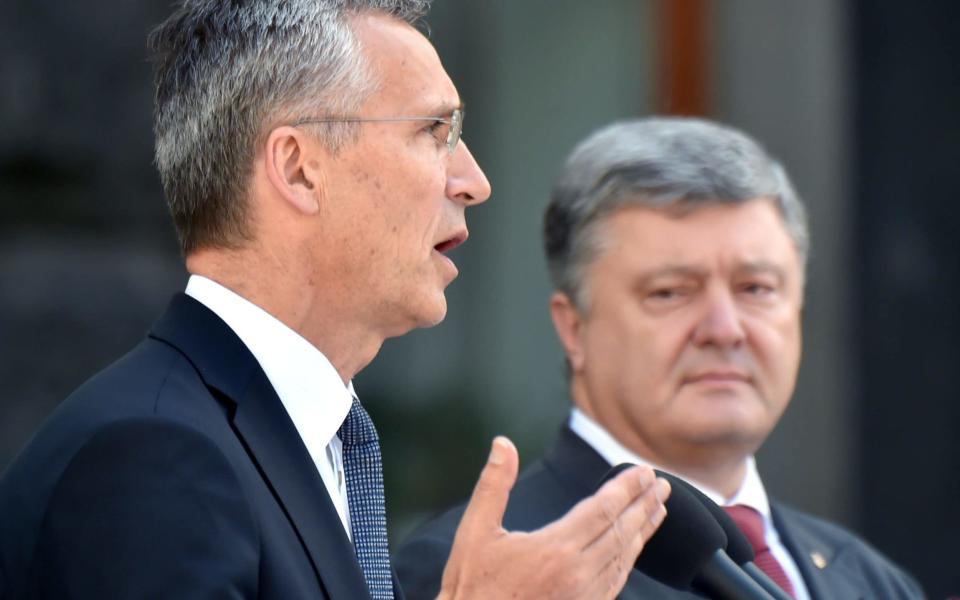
left=434, top=231, right=468, bottom=254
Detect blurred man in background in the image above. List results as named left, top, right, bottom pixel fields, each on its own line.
left=0, top=3, right=671, bottom=598
left=396, top=117, right=924, bottom=599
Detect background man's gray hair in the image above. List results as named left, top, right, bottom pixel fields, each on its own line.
left=543, top=117, right=809, bottom=308
left=149, top=0, right=432, bottom=255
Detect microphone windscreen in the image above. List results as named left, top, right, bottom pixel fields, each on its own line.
left=652, top=470, right=755, bottom=565
left=596, top=464, right=727, bottom=590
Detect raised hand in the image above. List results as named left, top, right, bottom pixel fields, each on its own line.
left=437, top=436, right=670, bottom=600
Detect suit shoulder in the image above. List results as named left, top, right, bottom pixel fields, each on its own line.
left=19, top=335, right=225, bottom=457
left=1, top=337, right=219, bottom=490
left=774, top=503, right=926, bottom=598
left=0, top=339, right=250, bottom=595
left=68, top=335, right=195, bottom=409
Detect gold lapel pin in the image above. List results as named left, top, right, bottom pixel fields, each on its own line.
left=811, top=551, right=828, bottom=569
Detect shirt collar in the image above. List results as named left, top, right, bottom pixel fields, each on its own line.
left=568, top=407, right=772, bottom=519
left=185, top=275, right=353, bottom=463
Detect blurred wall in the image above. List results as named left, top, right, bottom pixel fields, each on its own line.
left=0, top=0, right=185, bottom=465
left=1, top=0, right=955, bottom=595
left=853, top=0, right=960, bottom=595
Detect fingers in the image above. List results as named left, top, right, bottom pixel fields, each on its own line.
left=584, top=476, right=670, bottom=557
left=455, top=436, right=519, bottom=538
left=550, top=465, right=657, bottom=544
left=581, top=476, right=670, bottom=594
left=439, top=457, right=670, bottom=600
left=639, top=478, right=670, bottom=541
left=618, top=476, right=670, bottom=549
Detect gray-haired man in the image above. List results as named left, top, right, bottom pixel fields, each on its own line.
left=396, top=117, right=924, bottom=599
left=0, top=3, right=670, bottom=599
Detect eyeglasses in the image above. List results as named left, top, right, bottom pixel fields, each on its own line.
left=292, top=107, right=464, bottom=154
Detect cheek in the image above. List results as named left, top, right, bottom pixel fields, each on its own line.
left=748, top=313, right=802, bottom=390
left=383, top=146, right=448, bottom=192
left=388, top=169, right=448, bottom=245
left=617, top=322, right=689, bottom=421
left=594, top=307, right=689, bottom=387
left=645, top=313, right=697, bottom=379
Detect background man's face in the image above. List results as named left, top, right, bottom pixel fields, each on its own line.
left=568, top=199, right=803, bottom=470
left=310, top=13, right=490, bottom=337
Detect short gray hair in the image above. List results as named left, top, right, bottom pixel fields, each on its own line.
left=543, top=117, right=809, bottom=307
left=149, top=0, right=432, bottom=255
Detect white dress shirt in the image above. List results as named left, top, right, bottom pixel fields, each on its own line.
left=569, top=408, right=811, bottom=600
left=186, top=275, right=354, bottom=538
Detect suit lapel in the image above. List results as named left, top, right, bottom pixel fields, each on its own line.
left=773, top=504, right=868, bottom=600
left=151, top=294, right=371, bottom=599
left=232, top=375, right=371, bottom=599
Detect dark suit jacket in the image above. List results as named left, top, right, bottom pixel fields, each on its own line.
left=0, top=294, right=400, bottom=599
left=395, top=425, right=925, bottom=600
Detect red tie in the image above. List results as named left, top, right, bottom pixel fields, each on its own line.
left=723, top=505, right=796, bottom=598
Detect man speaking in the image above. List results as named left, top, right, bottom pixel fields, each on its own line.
left=0, top=2, right=670, bottom=598
left=395, top=117, right=925, bottom=599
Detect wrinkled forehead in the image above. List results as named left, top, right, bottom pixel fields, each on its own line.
left=349, top=11, right=459, bottom=114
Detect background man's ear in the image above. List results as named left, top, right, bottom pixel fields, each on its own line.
left=263, top=126, right=323, bottom=215
left=549, top=291, right=586, bottom=372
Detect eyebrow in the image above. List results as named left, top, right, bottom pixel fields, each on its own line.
left=632, top=261, right=789, bottom=287
left=734, top=261, right=788, bottom=284
left=633, top=265, right=709, bottom=288
left=414, top=99, right=462, bottom=117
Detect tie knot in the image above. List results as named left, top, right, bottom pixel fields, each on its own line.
left=723, top=504, right=770, bottom=553
left=338, top=399, right=379, bottom=447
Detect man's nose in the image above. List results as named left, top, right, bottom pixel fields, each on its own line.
left=446, top=141, right=491, bottom=206
left=692, top=289, right=746, bottom=348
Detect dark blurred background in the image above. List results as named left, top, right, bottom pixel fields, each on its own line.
left=1, top=0, right=957, bottom=596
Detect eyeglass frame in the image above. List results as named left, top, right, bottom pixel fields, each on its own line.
left=291, top=106, right=464, bottom=154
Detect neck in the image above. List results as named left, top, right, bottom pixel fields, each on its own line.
left=187, top=247, right=384, bottom=384
left=664, top=459, right=749, bottom=500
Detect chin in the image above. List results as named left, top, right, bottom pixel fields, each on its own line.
left=380, top=292, right=448, bottom=339
left=411, top=293, right=449, bottom=329
left=420, top=306, right=447, bottom=328
left=680, top=417, right=770, bottom=451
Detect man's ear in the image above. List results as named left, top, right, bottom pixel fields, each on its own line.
left=549, top=291, right=587, bottom=372
left=263, top=125, right=324, bottom=215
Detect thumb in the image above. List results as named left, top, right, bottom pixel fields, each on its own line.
left=458, top=436, right=519, bottom=536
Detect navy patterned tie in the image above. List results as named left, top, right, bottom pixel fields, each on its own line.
left=338, top=399, right=394, bottom=599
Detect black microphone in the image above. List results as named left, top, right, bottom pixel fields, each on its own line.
left=652, top=471, right=793, bottom=600
left=599, top=464, right=775, bottom=600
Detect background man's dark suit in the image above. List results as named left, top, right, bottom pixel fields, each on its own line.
left=395, top=425, right=924, bottom=600
left=0, top=294, right=395, bottom=599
